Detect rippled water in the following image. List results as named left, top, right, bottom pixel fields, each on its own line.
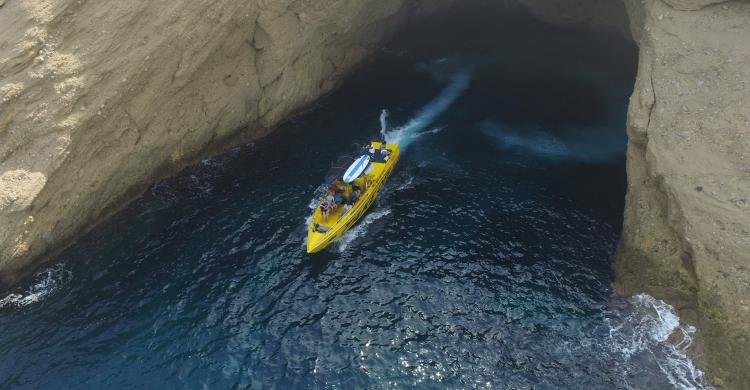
left=0, top=8, right=711, bottom=390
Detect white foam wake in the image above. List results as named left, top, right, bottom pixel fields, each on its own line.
left=0, top=263, right=71, bottom=309
left=313, top=64, right=469, bottom=252
left=380, top=109, right=389, bottom=136
left=385, top=70, right=471, bottom=149
left=608, top=293, right=714, bottom=390
left=336, top=208, right=392, bottom=252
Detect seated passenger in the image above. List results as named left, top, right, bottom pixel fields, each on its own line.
left=341, top=204, right=352, bottom=216
left=372, top=143, right=389, bottom=162
left=381, top=143, right=390, bottom=155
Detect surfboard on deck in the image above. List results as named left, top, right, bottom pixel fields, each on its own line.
left=343, top=154, right=370, bottom=183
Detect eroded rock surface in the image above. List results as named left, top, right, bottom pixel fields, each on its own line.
left=615, top=0, right=750, bottom=388
left=0, top=0, right=452, bottom=286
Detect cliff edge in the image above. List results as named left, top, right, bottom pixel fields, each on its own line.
left=0, top=0, right=452, bottom=286
left=615, top=0, right=750, bottom=388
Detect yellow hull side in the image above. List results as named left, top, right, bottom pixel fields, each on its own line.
left=307, top=142, right=400, bottom=253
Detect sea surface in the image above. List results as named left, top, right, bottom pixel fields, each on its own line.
left=0, top=8, right=712, bottom=390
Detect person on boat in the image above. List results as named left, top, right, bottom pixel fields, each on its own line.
left=369, top=144, right=380, bottom=161
left=371, top=143, right=390, bottom=163
left=320, top=198, right=330, bottom=219
left=351, top=185, right=362, bottom=203
left=381, top=143, right=391, bottom=161
left=341, top=203, right=352, bottom=216
left=334, top=181, right=348, bottom=198
left=322, top=189, right=335, bottom=218
left=330, top=182, right=340, bottom=194
left=341, top=183, right=354, bottom=204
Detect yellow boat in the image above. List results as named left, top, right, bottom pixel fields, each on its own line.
left=307, top=141, right=400, bottom=253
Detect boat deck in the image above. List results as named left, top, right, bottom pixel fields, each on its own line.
left=318, top=203, right=347, bottom=228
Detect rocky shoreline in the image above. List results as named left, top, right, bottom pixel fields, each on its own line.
left=615, top=1, right=750, bottom=388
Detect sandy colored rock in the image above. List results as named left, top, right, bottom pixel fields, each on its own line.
left=615, top=0, right=750, bottom=388
left=514, top=0, right=631, bottom=37
left=0, top=170, right=46, bottom=212
left=516, top=1, right=750, bottom=386
left=0, top=0, right=455, bottom=286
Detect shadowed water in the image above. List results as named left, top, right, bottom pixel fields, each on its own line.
left=0, top=7, right=711, bottom=390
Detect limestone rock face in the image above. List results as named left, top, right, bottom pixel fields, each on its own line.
left=0, top=0, right=450, bottom=286
left=615, top=0, right=750, bottom=388
left=515, top=0, right=631, bottom=37
left=517, top=1, right=750, bottom=385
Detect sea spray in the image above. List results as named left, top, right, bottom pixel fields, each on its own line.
left=385, top=69, right=471, bottom=149
left=0, top=263, right=71, bottom=309
left=336, top=208, right=392, bottom=252
left=607, top=293, right=714, bottom=390
left=379, top=109, right=389, bottom=137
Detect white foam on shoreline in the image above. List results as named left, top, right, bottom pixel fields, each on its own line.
left=0, top=263, right=71, bottom=309
left=608, top=293, right=714, bottom=390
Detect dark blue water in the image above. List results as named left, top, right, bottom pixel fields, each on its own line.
left=0, top=8, right=712, bottom=390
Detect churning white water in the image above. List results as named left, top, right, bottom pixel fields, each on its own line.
left=385, top=69, right=472, bottom=149
left=335, top=208, right=392, bottom=252
left=0, top=264, right=71, bottom=309
left=607, top=294, right=714, bottom=390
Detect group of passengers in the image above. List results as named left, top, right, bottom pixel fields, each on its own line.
left=317, top=143, right=390, bottom=225
left=368, top=142, right=391, bottom=163
left=319, top=179, right=365, bottom=220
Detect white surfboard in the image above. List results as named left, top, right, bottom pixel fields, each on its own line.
left=343, top=154, right=370, bottom=183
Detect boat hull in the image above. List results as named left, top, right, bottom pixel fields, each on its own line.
left=307, top=142, right=399, bottom=253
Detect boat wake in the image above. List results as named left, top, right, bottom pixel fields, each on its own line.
left=309, top=64, right=469, bottom=251
left=335, top=208, right=392, bottom=252
left=607, top=293, right=714, bottom=390
left=384, top=68, right=471, bottom=149
left=0, top=263, right=71, bottom=309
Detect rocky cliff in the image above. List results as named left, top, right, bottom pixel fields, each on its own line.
left=0, top=0, right=453, bottom=286
left=1, top=0, right=748, bottom=387
left=614, top=0, right=750, bottom=388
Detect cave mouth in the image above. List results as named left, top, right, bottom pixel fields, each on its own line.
left=0, top=3, right=661, bottom=389
left=359, top=0, right=637, bottom=224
